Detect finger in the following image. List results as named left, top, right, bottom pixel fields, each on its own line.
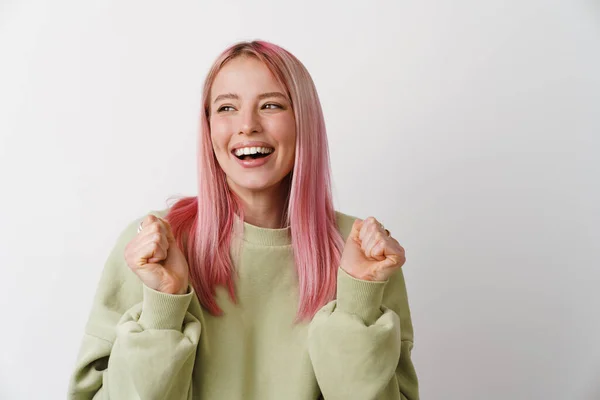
left=145, top=240, right=168, bottom=264
left=389, top=237, right=405, bottom=256
left=139, top=235, right=167, bottom=264
left=360, top=228, right=377, bottom=254
left=141, top=215, right=173, bottom=237
left=377, top=246, right=406, bottom=271
left=390, top=237, right=404, bottom=254
left=156, top=216, right=176, bottom=244
left=374, top=257, right=400, bottom=275
left=139, top=220, right=169, bottom=247
left=140, top=216, right=173, bottom=246
left=137, top=230, right=169, bottom=265
left=358, top=217, right=370, bottom=242
left=140, top=214, right=160, bottom=232
left=382, top=253, right=404, bottom=269
left=359, top=217, right=380, bottom=243
left=149, top=231, right=170, bottom=263
left=349, top=218, right=363, bottom=242
left=139, top=215, right=163, bottom=237
left=370, top=236, right=388, bottom=259
left=363, top=233, right=387, bottom=260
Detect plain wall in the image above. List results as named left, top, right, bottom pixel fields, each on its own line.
left=0, top=0, right=598, bottom=399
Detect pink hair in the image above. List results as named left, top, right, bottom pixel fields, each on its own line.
left=164, top=40, right=344, bottom=322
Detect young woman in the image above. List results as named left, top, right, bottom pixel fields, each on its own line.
left=68, top=40, right=419, bottom=400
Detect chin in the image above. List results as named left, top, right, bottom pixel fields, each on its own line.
left=228, top=174, right=289, bottom=193
left=231, top=176, right=275, bottom=190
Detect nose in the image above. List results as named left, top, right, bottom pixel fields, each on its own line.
left=238, top=108, right=262, bottom=135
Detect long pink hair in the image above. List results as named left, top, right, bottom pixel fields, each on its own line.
left=165, top=40, right=344, bottom=322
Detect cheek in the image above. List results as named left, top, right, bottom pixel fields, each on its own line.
left=285, top=124, right=297, bottom=156
left=209, top=121, right=230, bottom=152
left=268, top=116, right=296, bottom=148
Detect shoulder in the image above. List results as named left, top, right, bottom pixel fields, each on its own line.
left=334, top=210, right=361, bottom=242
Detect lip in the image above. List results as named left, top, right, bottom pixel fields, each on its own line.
left=232, top=151, right=274, bottom=168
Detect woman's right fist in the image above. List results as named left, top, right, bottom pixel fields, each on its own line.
left=124, top=214, right=190, bottom=295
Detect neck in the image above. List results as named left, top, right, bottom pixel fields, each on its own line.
left=228, top=176, right=290, bottom=229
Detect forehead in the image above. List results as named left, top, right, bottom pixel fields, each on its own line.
left=211, top=56, right=284, bottom=99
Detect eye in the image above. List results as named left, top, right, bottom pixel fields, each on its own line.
left=262, top=103, right=282, bottom=110
left=217, top=105, right=235, bottom=113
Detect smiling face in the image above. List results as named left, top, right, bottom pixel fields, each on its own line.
left=209, top=56, right=297, bottom=197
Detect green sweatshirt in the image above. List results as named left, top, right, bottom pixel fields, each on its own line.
left=68, top=208, right=419, bottom=400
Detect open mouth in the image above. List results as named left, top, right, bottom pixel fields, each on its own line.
left=232, top=147, right=275, bottom=161
left=236, top=153, right=270, bottom=161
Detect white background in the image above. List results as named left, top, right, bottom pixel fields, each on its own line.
left=1, top=0, right=598, bottom=399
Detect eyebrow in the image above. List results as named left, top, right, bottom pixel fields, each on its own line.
left=212, top=92, right=287, bottom=104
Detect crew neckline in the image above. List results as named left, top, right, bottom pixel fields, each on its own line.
left=233, top=213, right=292, bottom=246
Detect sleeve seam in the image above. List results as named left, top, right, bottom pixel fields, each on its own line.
left=84, top=331, right=114, bottom=345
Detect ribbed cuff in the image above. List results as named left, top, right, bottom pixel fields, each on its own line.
left=336, top=267, right=388, bottom=325
left=138, top=284, right=194, bottom=330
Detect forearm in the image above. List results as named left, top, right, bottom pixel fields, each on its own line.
left=307, top=268, right=418, bottom=400
left=69, top=285, right=201, bottom=400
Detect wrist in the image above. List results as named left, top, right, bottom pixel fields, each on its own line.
left=176, top=284, right=189, bottom=295
left=157, top=280, right=189, bottom=295
left=336, top=267, right=388, bottom=325
left=138, top=284, right=194, bottom=330
left=340, top=265, right=385, bottom=282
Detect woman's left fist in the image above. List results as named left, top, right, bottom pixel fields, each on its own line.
left=340, top=217, right=406, bottom=282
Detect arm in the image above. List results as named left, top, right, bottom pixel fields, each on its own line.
left=67, top=215, right=202, bottom=400
left=308, top=267, right=419, bottom=400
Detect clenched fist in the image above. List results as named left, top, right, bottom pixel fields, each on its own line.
left=124, top=214, right=190, bottom=295
left=340, top=217, right=406, bottom=282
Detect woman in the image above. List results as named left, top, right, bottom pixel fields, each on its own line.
left=68, top=40, right=419, bottom=400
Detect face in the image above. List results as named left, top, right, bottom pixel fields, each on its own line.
left=209, top=56, right=296, bottom=197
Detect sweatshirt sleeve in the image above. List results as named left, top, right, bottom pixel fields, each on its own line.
left=67, top=213, right=202, bottom=400
left=307, top=267, right=419, bottom=400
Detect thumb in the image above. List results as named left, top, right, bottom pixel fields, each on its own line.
left=375, top=254, right=400, bottom=271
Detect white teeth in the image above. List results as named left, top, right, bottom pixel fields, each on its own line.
left=234, top=146, right=274, bottom=157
